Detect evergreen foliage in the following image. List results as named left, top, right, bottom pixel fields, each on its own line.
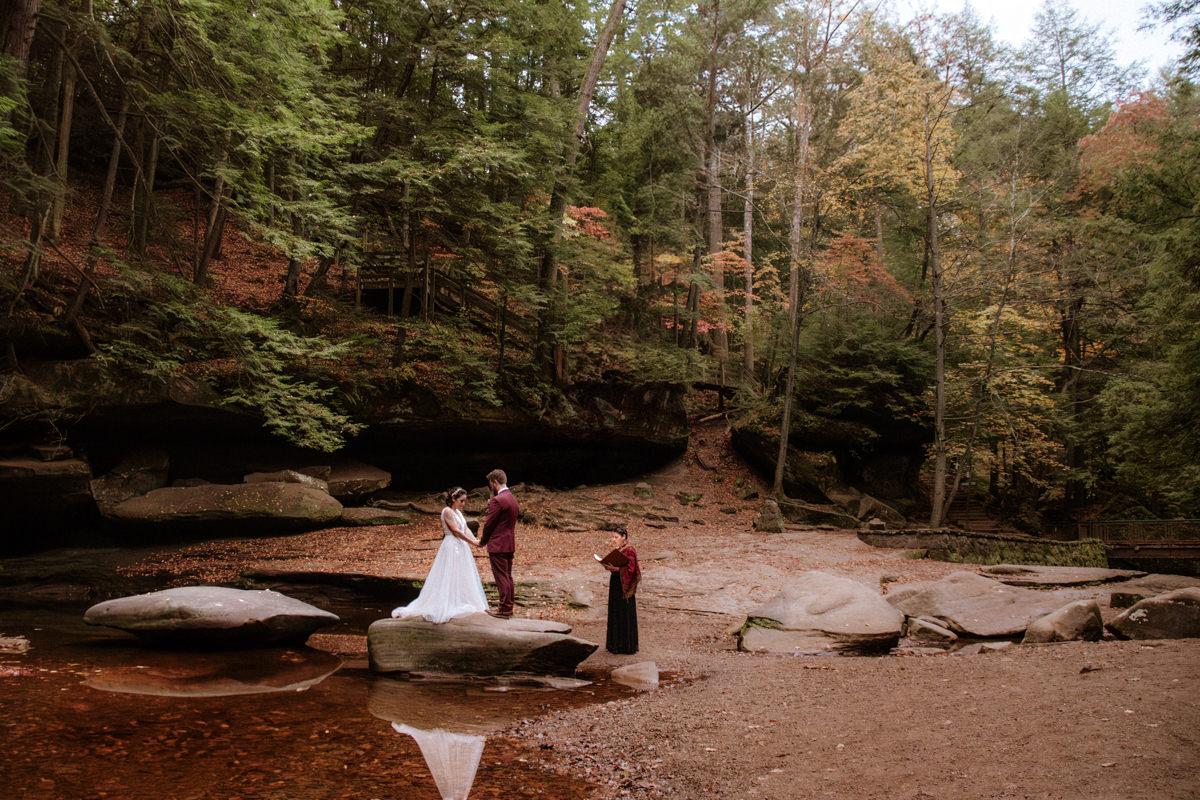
left=1, top=0, right=1197, bottom=524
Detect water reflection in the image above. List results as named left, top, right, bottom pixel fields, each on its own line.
left=368, top=677, right=523, bottom=800
left=392, top=723, right=486, bottom=800
left=0, top=604, right=605, bottom=799
left=82, top=647, right=343, bottom=697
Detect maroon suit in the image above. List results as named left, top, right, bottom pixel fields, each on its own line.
left=480, top=487, right=518, bottom=615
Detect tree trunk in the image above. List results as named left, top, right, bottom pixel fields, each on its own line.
left=401, top=217, right=417, bottom=317
left=773, top=90, right=812, bottom=497
left=92, top=93, right=129, bottom=241
left=537, top=0, right=628, bottom=381
left=0, top=0, right=41, bottom=75
left=702, top=2, right=728, bottom=378
left=303, top=253, right=334, bottom=297
left=1057, top=250, right=1085, bottom=506
left=50, top=1, right=89, bottom=238
left=422, top=249, right=432, bottom=321
left=496, top=293, right=509, bottom=373
left=742, top=110, right=756, bottom=384
left=282, top=206, right=305, bottom=299
left=707, top=144, right=728, bottom=373
left=195, top=179, right=228, bottom=284
left=927, top=130, right=948, bottom=528
left=874, top=197, right=884, bottom=266
left=130, top=118, right=160, bottom=256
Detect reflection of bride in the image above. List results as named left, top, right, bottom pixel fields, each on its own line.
left=392, top=487, right=488, bottom=623
left=392, top=722, right=485, bottom=800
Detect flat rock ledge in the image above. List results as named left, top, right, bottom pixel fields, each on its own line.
left=83, top=586, right=340, bottom=647
left=367, top=614, right=598, bottom=677
left=738, top=571, right=904, bottom=655
left=980, top=564, right=1145, bottom=586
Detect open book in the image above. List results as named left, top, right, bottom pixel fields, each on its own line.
left=594, top=549, right=630, bottom=569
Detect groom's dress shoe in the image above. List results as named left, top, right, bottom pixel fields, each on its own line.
left=486, top=610, right=512, bottom=619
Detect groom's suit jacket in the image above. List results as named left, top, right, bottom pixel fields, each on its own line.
left=480, top=488, right=518, bottom=553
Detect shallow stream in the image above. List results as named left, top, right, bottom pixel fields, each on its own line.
left=0, top=603, right=628, bottom=799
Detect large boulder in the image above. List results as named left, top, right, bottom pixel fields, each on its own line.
left=738, top=571, right=904, bottom=655
left=83, top=586, right=339, bottom=646
left=326, top=460, right=392, bottom=498
left=1022, top=599, right=1104, bottom=644
left=850, top=493, right=906, bottom=527
left=90, top=449, right=170, bottom=515
left=110, top=482, right=343, bottom=528
left=886, top=571, right=1067, bottom=637
left=830, top=487, right=906, bottom=527
left=1107, top=587, right=1200, bottom=641
left=729, top=427, right=835, bottom=504
left=1109, top=574, right=1200, bottom=608
left=367, top=613, right=598, bottom=676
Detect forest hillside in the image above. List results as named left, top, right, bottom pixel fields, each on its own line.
left=2, top=0, right=1199, bottom=533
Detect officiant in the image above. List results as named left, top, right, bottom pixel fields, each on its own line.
left=599, top=526, right=640, bottom=655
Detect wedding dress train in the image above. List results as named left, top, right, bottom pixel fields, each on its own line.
left=391, top=507, right=488, bottom=623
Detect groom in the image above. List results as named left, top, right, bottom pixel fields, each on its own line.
left=478, top=468, right=518, bottom=618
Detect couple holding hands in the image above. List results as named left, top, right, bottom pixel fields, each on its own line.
left=391, top=468, right=640, bottom=654
left=391, top=469, right=517, bottom=622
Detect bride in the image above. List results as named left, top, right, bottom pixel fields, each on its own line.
left=391, top=487, right=489, bottom=623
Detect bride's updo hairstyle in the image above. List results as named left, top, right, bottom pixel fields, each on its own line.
left=445, top=487, right=467, bottom=507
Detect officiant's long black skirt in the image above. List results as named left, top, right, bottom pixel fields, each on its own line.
left=606, top=573, right=638, bottom=654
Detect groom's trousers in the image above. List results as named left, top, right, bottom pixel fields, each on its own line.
left=489, top=552, right=514, bottom=615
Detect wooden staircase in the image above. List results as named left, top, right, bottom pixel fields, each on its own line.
left=943, top=488, right=1000, bottom=532
left=355, top=250, right=532, bottom=345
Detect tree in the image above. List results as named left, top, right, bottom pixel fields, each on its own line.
left=1076, top=84, right=1200, bottom=513
left=1020, top=0, right=1141, bottom=108
left=771, top=0, right=861, bottom=497
left=1145, top=1, right=1200, bottom=75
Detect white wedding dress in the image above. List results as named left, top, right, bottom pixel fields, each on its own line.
left=391, top=507, right=488, bottom=623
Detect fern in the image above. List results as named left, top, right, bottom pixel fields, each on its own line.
left=97, top=269, right=363, bottom=452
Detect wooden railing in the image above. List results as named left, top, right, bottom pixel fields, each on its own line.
left=1072, top=520, right=1200, bottom=543
left=355, top=251, right=532, bottom=344
left=1067, top=519, right=1200, bottom=561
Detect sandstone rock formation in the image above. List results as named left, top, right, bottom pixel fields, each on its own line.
left=886, top=571, right=1067, bottom=638
left=738, top=571, right=904, bottom=655
left=367, top=613, right=598, bottom=676
left=83, top=586, right=339, bottom=646
left=1107, top=587, right=1200, bottom=640
left=1022, top=599, right=1105, bottom=644
left=110, top=482, right=343, bottom=528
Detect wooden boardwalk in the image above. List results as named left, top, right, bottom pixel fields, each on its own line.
left=1070, top=520, right=1200, bottom=559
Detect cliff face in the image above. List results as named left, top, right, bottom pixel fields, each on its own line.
left=0, top=359, right=688, bottom=553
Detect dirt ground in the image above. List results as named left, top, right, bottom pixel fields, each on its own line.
left=116, top=420, right=1200, bottom=800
